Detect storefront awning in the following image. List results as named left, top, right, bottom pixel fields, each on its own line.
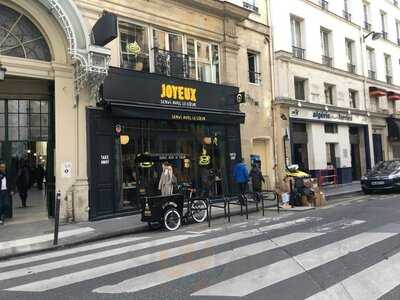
left=369, top=86, right=387, bottom=97
left=387, top=117, right=400, bottom=141
left=101, top=67, right=245, bottom=124
left=387, top=91, right=400, bottom=101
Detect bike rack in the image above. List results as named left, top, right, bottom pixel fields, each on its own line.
left=207, top=196, right=228, bottom=228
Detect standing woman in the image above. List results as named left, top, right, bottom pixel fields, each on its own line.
left=249, top=162, right=265, bottom=193
left=159, top=162, right=174, bottom=196
left=16, top=162, right=30, bottom=208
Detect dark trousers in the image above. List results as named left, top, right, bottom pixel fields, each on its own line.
left=19, top=190, right=28, bottom=207
left=0, top=190, right=8, bottom=219
left=238, top=182, right=247, bottom=195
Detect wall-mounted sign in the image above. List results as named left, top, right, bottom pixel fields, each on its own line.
left=230, top=152, right=237, bottom=160
left=100, top=154, right=110, bottom=165
left=61, top=161, right=72, bottom=178
left=289, top=107, right=368, bottom=125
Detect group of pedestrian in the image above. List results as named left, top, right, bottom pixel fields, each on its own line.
left=233, top=158, right=265, bottom=196
left=0, top=161, right=46, bottom=225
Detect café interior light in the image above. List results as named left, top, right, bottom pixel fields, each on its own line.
left=120, top=135, right=130, bottom=145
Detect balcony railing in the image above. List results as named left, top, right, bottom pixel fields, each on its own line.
left=322, top=55, right=333, bottom=67
left=347, top=63, right=356, bottom=74
left=153, top=47, right=189, bottom=79
left=368, top=70, right=376, bottom=80
left=387, top=75, right=393, bottom=84
left=364, top=21, right=371, bottom=31
left=343, top=10, right=352, bottom=21
left=243, top=1, right=259, bottom=13
left=382, top=31, right=388, bottom=40
left=292, top=46, right=305, bottom=59
left=249, top=71, right=262, bottom=84
left=320, top=0, right=329, bottom=10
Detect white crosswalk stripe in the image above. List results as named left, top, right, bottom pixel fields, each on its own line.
left=4, top=217, right=320, bottom=292
left=305, top=249, right=400, bottom=300
left=191, top=223, right=400, bottom=297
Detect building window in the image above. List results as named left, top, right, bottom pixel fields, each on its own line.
left=381, top=11, right=388, bottom=39
left=291, top=16, right=305, bottom=59
left=349, top=89, right=358, bottom=108
left=326, top=143, right=337, bottom=167
left=294, top=77, right=307, bottom=101
left=243, top=0, right=258, bottom=13
left=367, top=47, right=376, bottom=79
left=385, top=54, right=393, bottom=84
left=247, top=52, right=261, bottom=84
left=363, top=2, right=371, bottom=30
left=324, top=123, right=338, bottom=134
left=370, top=96, right=379, bottom=112
left=321, top=28, right=332, bottom=67
left=0, top=4, right=51, bottom=61
left=345, top=39, right=356, bottom=73
left=324, top=83, right=335, bottom=105
left=119, top=22, right=150, bottom=72
left=187, top=38, right=219, bottom=84
left=320, top=0, right=329, bottom=10
left=343, top=0, right=351, bottom=21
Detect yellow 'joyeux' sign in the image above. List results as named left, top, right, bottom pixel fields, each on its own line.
left=160, top=84, right=197, bottom=102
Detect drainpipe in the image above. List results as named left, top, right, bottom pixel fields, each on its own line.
left=267, top=0, right=279, bottom=188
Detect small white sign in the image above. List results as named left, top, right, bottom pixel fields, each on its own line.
left=61, top=161, right=72, bottom=178
left=230, top=152, right=237, bottom=160
left=100, top=154, right=110, bottom=165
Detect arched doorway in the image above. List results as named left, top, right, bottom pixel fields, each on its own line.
left=0, top=2, right=55, bottom=223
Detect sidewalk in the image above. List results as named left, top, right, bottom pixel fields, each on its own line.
left=0, top=205, right=270, bottom=260
left=321, top=181, right=362, bottom=200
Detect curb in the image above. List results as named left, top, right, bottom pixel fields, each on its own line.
left=325, top=190, right=363, bottom=201
left=0, top=206, right=262, bottom=261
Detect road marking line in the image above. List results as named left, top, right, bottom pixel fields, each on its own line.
left=191, top=223, right=400, bottom=297
left=0, top=227, right=95, bottom=251
left=0, top=236, right=150, bottom=269
left=94, top=232, right=324, bottom=294
left=0, top=235, right=195, bottom=281
left=306, top=247, right=400, bottom=299
left=5, top=217, right=320, bottom=292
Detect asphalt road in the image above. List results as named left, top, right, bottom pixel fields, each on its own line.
left=1, top=193, right=400, bottom=300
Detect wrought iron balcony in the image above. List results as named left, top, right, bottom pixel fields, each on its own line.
left=249, top=71, right=261, bottom=84
left=153, top=47, right=189, bottom=79
left=343, top=10, right=352, bottom=21
left=322, top=55, right=333, bottom=67
left=347, top=63, right=356, bottom=74
left=243, top=2, right=259, bottom=13
left=368, top=70, right=376, bottom=80
left=387, top=75, right=393, bottom=84
left=382, top=31, right=388, bottom=40
left=292, top=46, right=305, bottom=59
left=364, top=22, right=371, bottom=31
left=320, top=0, right=329, bottom=10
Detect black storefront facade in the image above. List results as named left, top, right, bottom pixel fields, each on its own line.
left=87, top=67, right=245, bottom=220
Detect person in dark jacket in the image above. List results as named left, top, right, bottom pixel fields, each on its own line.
left=233, top=158, right=249, bottom=196
left=249, top=163, right=265, bottom=193
left=16, top=163, right=30, bottom=208
left=0, top=163, right=12, bottom=225
left=36, top=164, right=45, bottom=190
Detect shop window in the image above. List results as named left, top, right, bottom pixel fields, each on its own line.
left=324, top=83, right=335, bottom=105
left=187, top=38, right=219, bottom=83
left=247, top=51, right=261, bottom=84
left=349, top=89, right=358, bottom=108
left=0, top=4, right=51, bottom=61
left=326, top=143, right=338, bottom=167
left=294, top=77, right=307, bottom=101
left=324, top=123, right=338, bottom=134
left=119, top=22, right=150, bottom=72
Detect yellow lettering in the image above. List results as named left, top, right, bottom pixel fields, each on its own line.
left=178, top=87, right=184, bottom=100
left=166, top=85, right=172, bottom=98
left=172, top=85, right=178, bottom=99
left=160, top=84, right=166, bottom=98
left=190, top=89, right=197, bottom=102
left=184, top=88, right=191, bottom=100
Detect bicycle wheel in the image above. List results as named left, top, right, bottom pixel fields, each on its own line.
left=163, top=208, right=181, bottom=231
left=190, top=199, right=208, bottom=223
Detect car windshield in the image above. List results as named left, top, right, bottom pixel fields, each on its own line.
left=373, top=161, right=400, bottom=173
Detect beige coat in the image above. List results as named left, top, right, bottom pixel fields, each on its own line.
left=158, top=167, right=176, bottom=196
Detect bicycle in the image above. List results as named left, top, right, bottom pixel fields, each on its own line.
left=178, top=183, right=208, bottom=224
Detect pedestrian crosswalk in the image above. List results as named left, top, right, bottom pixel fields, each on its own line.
left=1, top=215, right=400, bottom=299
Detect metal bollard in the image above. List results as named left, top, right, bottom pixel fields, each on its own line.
left=53, top=190, right=61, bottom=246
